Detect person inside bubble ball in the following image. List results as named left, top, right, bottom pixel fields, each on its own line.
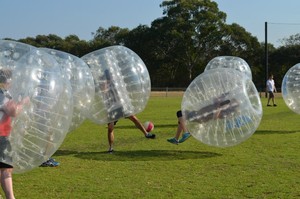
left=167, top=110, right=191, bottom=145
left=0, top=69, right=30, bottom=199
left=98, top=69, right=155, bottom=153
left=107, top=115, right=156, bottom=153
left=100, top=69, right=128, bottom=121
left=186, top=95, right=239, bottom=123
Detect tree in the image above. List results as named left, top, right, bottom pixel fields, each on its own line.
left=220, top=23, right=263, bottom=87
left=144, top=0, right=228, bottom=86
left=268, top=44, right=300, bottom=88
left=19, top=34, right=90, bottom=57
left=93, top=26, right=130, bottom=45
left=280, top=33, right=300, bottom=46
left=121, top=25, right=159, bottom=80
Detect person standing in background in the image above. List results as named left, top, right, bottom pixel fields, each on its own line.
left=266, top=74, right=277, bottom=107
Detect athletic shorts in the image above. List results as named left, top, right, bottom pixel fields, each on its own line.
left=107, top=121, right=118, bottom=126
left=0, top=136, right=13, bottom=168
left=268, top=91, right=274, bottom=98
left=0, top=162, right=13, bottom=168
left=177, top=110, right=182, bottom=118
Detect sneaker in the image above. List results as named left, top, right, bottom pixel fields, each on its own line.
left=145, top=133, right=156, bottom=139
left=267, top=104, right=271, bottom=106
left=167, top=137, right=179, bottom=145
left=40, top=161, right=50, bottom=167
left=40, top=159, right=59, bottom=167
left=108, top=149, right=114, bottom=154
left=179, top=132, right=191, bottom=143
left=273, top=104, right=277, bottom=107
left=48, top=158, right=60, bottom=166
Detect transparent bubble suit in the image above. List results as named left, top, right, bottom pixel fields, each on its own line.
left=81, top=45, right=151, bottom=124
left=182, top=68, right=262, bottom=147
left=205, top=56, right=252, bottom=80
left=0, top=40, right=33, bottom=70
left=0, top=42, right=73, bottom=173
left=41, top=48, right=95, bottom=131
left=282, top=63, right=300, bottom=114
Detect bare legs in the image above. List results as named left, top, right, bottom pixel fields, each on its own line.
left=107, top=122, right=115, bottom=152
left=167, top=110, right=191, bottom=144
left=127, top=115, right=148, bottom=136
left=174, top=116, right=187, bottom=140
left=0, top=168, right=15, bottom=199
left=106, top=115, right=155, bottom=152
left=267, top=92, right=276, bottom=106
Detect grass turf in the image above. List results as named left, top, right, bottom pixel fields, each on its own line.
left=6, top=96, right=300, bottom=198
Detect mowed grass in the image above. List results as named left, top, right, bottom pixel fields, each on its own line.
left=7, top=95, right=300, bottom=199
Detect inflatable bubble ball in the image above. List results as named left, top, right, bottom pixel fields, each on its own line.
left=41, top=48, right=95, bottom=131
left=1, top=47, right=73, bottom=173
left=205, top=56, right=252, bottom=80
left=282, top=63, right=300, bottom=114
left=0, top=40, right=34, bottom=70
left=81, top=45, right=151, bottom=124
left=181, top=68, right=262, bottom=147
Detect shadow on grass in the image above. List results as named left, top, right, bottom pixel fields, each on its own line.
left=255, top=130, right=299, bottom=135
left=55, top=149, right=221, bottom=161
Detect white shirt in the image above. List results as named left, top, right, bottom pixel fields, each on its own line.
left=266, top=79, right=275, bottom=92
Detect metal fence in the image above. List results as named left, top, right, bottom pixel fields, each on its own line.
left=151, top=87, right=281, bottom=98
left=151, top=87, right=186, bottom=97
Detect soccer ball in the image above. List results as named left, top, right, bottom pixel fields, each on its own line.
left=143, top=121, right=154, bottom=132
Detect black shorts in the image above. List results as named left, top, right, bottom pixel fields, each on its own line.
left=177, top=110, right=182, bottom=118
left=268, top=91, right=274, bottom=98
left=0, top=136, right=13, bottom=168
left=0, top=162, right=13, bottom=168
left=107, top=121, right=118, bottom=126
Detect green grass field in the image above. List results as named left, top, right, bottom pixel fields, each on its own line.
left=5, top=95, right=300, bottom=199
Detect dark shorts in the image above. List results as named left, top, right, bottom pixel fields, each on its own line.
left=0, top=162, right=13, bottom=168
left=268, top=91, right=274, bottom=98
left=0, top=136, right=13, bottom=168
left=177, top=110, right=182, bottom=118
left=107, top=116, right=132, bottom=126
left=107, top=121, right=118, bottom=126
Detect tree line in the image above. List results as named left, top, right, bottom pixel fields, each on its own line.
left=3, top=0, right=300, bottom=91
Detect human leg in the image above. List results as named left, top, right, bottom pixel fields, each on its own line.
left=174, top=120, right=183, bottom=140
left=107, top=122, right=115, bottom=153
left=128, top=115, right=155, bottom=138
left=267, top=92, right=276, bottom=106
left=267, top=92, right=272, bottom=106
left=167, top=110, right=190, bottom=144
left=167, top=115, right=183, bottom=144
left=272, top=95, right=277, bottom=106
left=128, top=115, right=147, bottom=136
left=272, top=97, right=275, bottom=105
left=0, top=168, right=15, bottom=199
left=177, top=112, right=191, bottom=143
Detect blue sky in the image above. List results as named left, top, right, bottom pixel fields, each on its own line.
left=1, top=0, right=300, bottom=47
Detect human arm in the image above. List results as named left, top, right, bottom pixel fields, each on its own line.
left=3, top=96, right=30, bottom=117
